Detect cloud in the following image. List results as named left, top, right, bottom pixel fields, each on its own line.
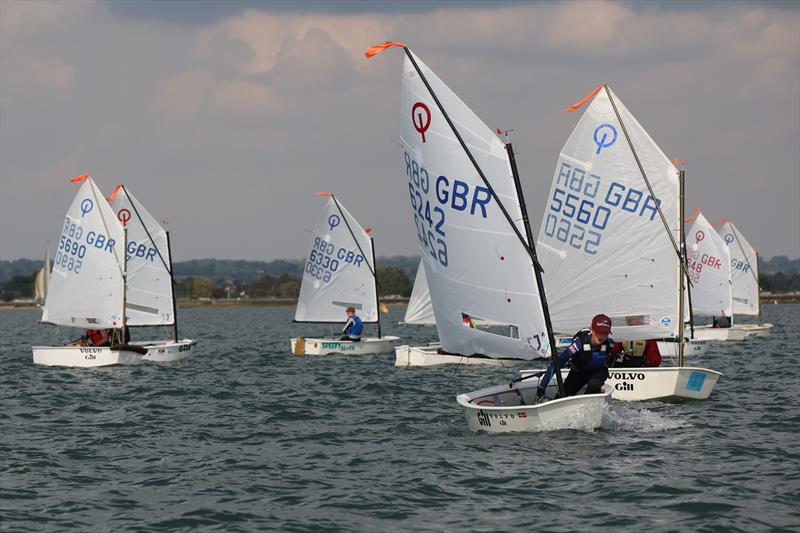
left=1, top=0, right=798, bottom=262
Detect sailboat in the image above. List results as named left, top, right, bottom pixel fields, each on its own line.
left=523, top=84, right=720, bottom=401
left=32, top=174, right=146, bottom=367
left=713, top=219, right=773, bottom=337
left=107, top=184, right=197, bottom=361
left=394, top=259, right=526, bottom=366
left=681, top=208, right=744, bottom=341
left=33, top=249, right=51, bottom=306
left=290, top=193, right=399, bottom=356
left=369, top=42, right=610, bottom=432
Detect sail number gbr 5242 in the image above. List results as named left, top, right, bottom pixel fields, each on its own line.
left=404, top=150, right=493, bottom=268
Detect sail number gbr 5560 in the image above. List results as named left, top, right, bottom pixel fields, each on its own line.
left=404, top=150, right=493, bottom=268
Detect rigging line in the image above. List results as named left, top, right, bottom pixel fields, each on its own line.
left=329, top=195, right=379, bottom=285
left=403, top=47, right=543, bottom=274
left=121, top=185, right=172, bottom=275
left=446, top=356, right=465, bottom=390
left=603, top=85, right=691, bottom=282
left=87, top=179, right=125, bottom=280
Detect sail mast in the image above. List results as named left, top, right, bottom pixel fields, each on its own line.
left=681, top=169, right=695, bottom=338
left=678, top=168, right=686, bottom=366
left=371, top=237, right=382, bottom=339
left=506, top=140, right=565, bottom=397
left=122, top=226, right=129, bottom=345
left=166, top=231, right=178, bottom=342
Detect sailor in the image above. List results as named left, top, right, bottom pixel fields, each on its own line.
left=340, top=306, right=363, bottom=342
left=82, top=328, right=111, bottom=347
left=611, top=339, right=662, bottom=368
left=537, top=314, right=619, bottom=399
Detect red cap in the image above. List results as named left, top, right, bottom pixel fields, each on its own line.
left=591, top=314, right=612, bottom=333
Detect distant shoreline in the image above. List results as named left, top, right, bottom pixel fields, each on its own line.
left=0, top=298, right=411, bottom=310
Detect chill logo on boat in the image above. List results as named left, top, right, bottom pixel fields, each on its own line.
left=609, top=371, right=646, bottom=391
left=660, top=316, right=672, bottom=328
left=542, top=159, right=661, bottom=257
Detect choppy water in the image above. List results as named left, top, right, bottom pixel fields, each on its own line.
left=1, top=304, right=799, bottom=531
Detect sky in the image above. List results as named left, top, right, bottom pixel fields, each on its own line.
left=1, top=0, right=798, bottom=262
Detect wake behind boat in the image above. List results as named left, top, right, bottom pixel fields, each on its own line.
left=290, top=193, right=399, bottom=356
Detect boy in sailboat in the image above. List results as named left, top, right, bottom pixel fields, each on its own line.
left=340, top=307, right=363, bottom=341
left=537, top=314, right=620, bottom=400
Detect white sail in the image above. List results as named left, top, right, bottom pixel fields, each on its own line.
left=34, top=249, right=51, bottom=305
left=108, top=185, right=174, bottom=326
left=42, top=176, right=125, bottom=329
left=400, top=51, right=548, bottom=359
left=685, top=209, right=732, bottom=317
left=536, top=86, right=681, bottom=341
left=715, top=220, right=759, bottom=316
left=403, top=260, right=435, bottom=325
left=294, top=195, right=378, bottom=323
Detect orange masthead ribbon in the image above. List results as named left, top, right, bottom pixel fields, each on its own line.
left=315, top=191, right=332, bottom=197
left=365, top=41, right=407, bottom=59
left=564, top=84, right=604, bottom=113
left=107, top=184, right=123, bottom=202
left=70, top=173, right=90, bottom=183
left=684, top=207, right=701, bottom=224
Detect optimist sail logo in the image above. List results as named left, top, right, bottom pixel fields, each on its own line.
left=593, top=124, right=617, bottom=154
left=412, top=102, right=431, bottom=143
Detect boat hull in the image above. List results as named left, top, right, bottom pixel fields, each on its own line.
left=141, top=339, right=197, bottom=362
left=519, top=366, right=722, bottom=401
left=690, top=326, right=749, bottom=341
left=656, top=339, right=709, bottom=357
left=737, top=323, right=774, bottom=338
left=32, top=346, right=145, bottom=367
left=291, top=336, right=400, bottom=356
left=458, top=380, right=611, bottom=433
left=394, top=343, right=524, bottom=367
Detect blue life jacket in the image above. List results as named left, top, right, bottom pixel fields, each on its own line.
left=345, top=315, right=363, bottom=338
left=570, top=329, right=613, bottom=370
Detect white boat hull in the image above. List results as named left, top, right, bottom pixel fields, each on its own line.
left=32, top=345, right=145, bottom=367
left=736, top=323, right=774, bottom=338
left=141, top=339, right=197, bottom=362
left=519, top=366, right=722, bottom=401
left=458, top=380, right=611, bottom=433
left=656, top=339, right=709, bottom=357
left=690, top=325, right=749, bottom=341
left=394, top=343, right=525, bottom=367
left=291, top=336, right=400, bottom=356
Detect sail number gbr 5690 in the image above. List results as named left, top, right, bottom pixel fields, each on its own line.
left=404, top=150, right=493, bottom=268
left=54, top=217, right=117, bottom=275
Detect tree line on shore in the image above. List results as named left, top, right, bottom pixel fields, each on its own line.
left=2, top=255, right=799, bottom=302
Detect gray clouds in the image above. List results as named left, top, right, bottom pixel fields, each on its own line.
left=1, top=0, right=798, bottom=261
